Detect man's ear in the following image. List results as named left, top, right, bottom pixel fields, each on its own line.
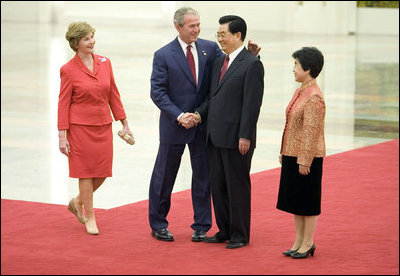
left=235, top=32, right=242, bottom=41
left=174, top=23, right=181, bottom=33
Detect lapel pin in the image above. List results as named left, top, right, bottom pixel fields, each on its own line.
left=202, top=51, right=207, bottom=56
left=99, top=57, right=106, bottom=62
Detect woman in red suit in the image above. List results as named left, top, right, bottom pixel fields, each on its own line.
left=58, top=22, right=133, bottom=235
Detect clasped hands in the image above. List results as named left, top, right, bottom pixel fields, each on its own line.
left=178, top=113, right=251, bottom=155
left=178, top=112, right=201, bottom=129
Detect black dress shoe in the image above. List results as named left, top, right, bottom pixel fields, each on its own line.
left=203, top=235, right=228, bottom=243
left=282, top=249, right=298, bottom=256
left=226, top=241, right=248, bottom=249
left=291, top=244, right=316, bottom=258
left=191, top=230, right=207, bottom=242
left=151, top=228, right=174, bottom=241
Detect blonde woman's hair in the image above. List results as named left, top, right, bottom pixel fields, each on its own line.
left=65, top=22, right=95, bottom=52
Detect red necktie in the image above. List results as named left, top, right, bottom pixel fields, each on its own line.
left=186, top=45, right=196, bottom=85
left=219, top=55, right=230, bottom=83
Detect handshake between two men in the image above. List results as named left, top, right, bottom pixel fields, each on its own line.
left=178, top=112, right=201, bottom=129
left=178, top=111, right=251, bottom=155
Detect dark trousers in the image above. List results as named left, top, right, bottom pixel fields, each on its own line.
left=207, top=141, right=254, bottom=243
left=148, top=133, right=211, bottom=232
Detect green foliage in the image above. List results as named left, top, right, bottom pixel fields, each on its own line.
left=357, top=1, right=399, bottom=8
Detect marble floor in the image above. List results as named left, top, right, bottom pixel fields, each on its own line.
left=1, top=21, right=399, bottom=209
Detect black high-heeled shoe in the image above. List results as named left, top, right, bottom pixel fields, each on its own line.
left=291, top=244, right=316, bottom=259
left=282, top=249, right=298, bottom=256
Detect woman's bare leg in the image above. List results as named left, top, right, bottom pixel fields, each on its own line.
left=291, top=215, right=305, bottom=250
left=79, top=178, right=98, bottom=234
left=297, top=215, right=318, bottom=253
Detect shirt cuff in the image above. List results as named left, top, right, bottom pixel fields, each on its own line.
left=177, top=112, right=184, bottom=122
left=194, top=111, right=202, bottom=123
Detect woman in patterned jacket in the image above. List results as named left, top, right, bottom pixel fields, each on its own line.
left=276, top=47, right=325, bottom=259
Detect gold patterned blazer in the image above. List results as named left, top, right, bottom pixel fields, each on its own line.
left=280, top=81, right=326, bottom=167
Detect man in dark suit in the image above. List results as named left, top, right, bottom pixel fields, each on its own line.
left=194, top=15, right=264, bottom=249
left=149, top=7, right=261, bottom=242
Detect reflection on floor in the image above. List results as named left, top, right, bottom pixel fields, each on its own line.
left=1, top=21, right=399, bottom=209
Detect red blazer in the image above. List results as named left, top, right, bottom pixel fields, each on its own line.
left=58, top=53, right=126, bottom=130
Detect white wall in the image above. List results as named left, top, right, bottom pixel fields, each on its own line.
left=186, top=1, right=356, bottom=34
left=357, top=7, right=399, bottom=35
left=1, top=1, right=52, bottom=23
left=1, top=1, right=398, bottom=35
left=61, top=1, right=176, bottom=27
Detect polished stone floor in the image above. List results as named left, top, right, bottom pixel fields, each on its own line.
left=1, top=21, right=399, bottom=209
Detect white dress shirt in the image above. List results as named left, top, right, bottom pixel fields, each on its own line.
left=176, top=36, right=199, bottom=121
left=177, top=36, right=199, bottom=82
left=225, top=45, right=244, bottom=69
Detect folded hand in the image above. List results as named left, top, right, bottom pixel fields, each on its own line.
left=299, top=164, right=310, bottom=175
left=239, top=138, right=250, bottom=155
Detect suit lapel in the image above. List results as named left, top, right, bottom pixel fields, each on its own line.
left=93, top=55, right=102, bottom=76
left=218, top=48, right=246, bottom=87
left=195, top=41, right=207, bottom=91
left=212, top=48, right=247, bottom=96
left=171, top=38, right=196, bottom=86
left=73, top=53, right=99, bottom=77
left=211, top=56, right=224, bottom=93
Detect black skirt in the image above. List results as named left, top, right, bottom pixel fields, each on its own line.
left=276, top=155, right=323, bottom=216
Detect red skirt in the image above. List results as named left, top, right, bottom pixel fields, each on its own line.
left=67, top=124, right=113, bottom=178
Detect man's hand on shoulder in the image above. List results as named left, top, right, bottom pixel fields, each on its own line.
left=247, top=40, right=261, bottom=56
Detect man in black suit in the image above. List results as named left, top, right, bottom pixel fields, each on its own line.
left=149, top=8, right=261, bottom=243
left=193, top=15, right=264, bottom=249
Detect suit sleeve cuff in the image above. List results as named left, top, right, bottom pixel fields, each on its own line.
left=194, top=111, right=202, bottom=123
